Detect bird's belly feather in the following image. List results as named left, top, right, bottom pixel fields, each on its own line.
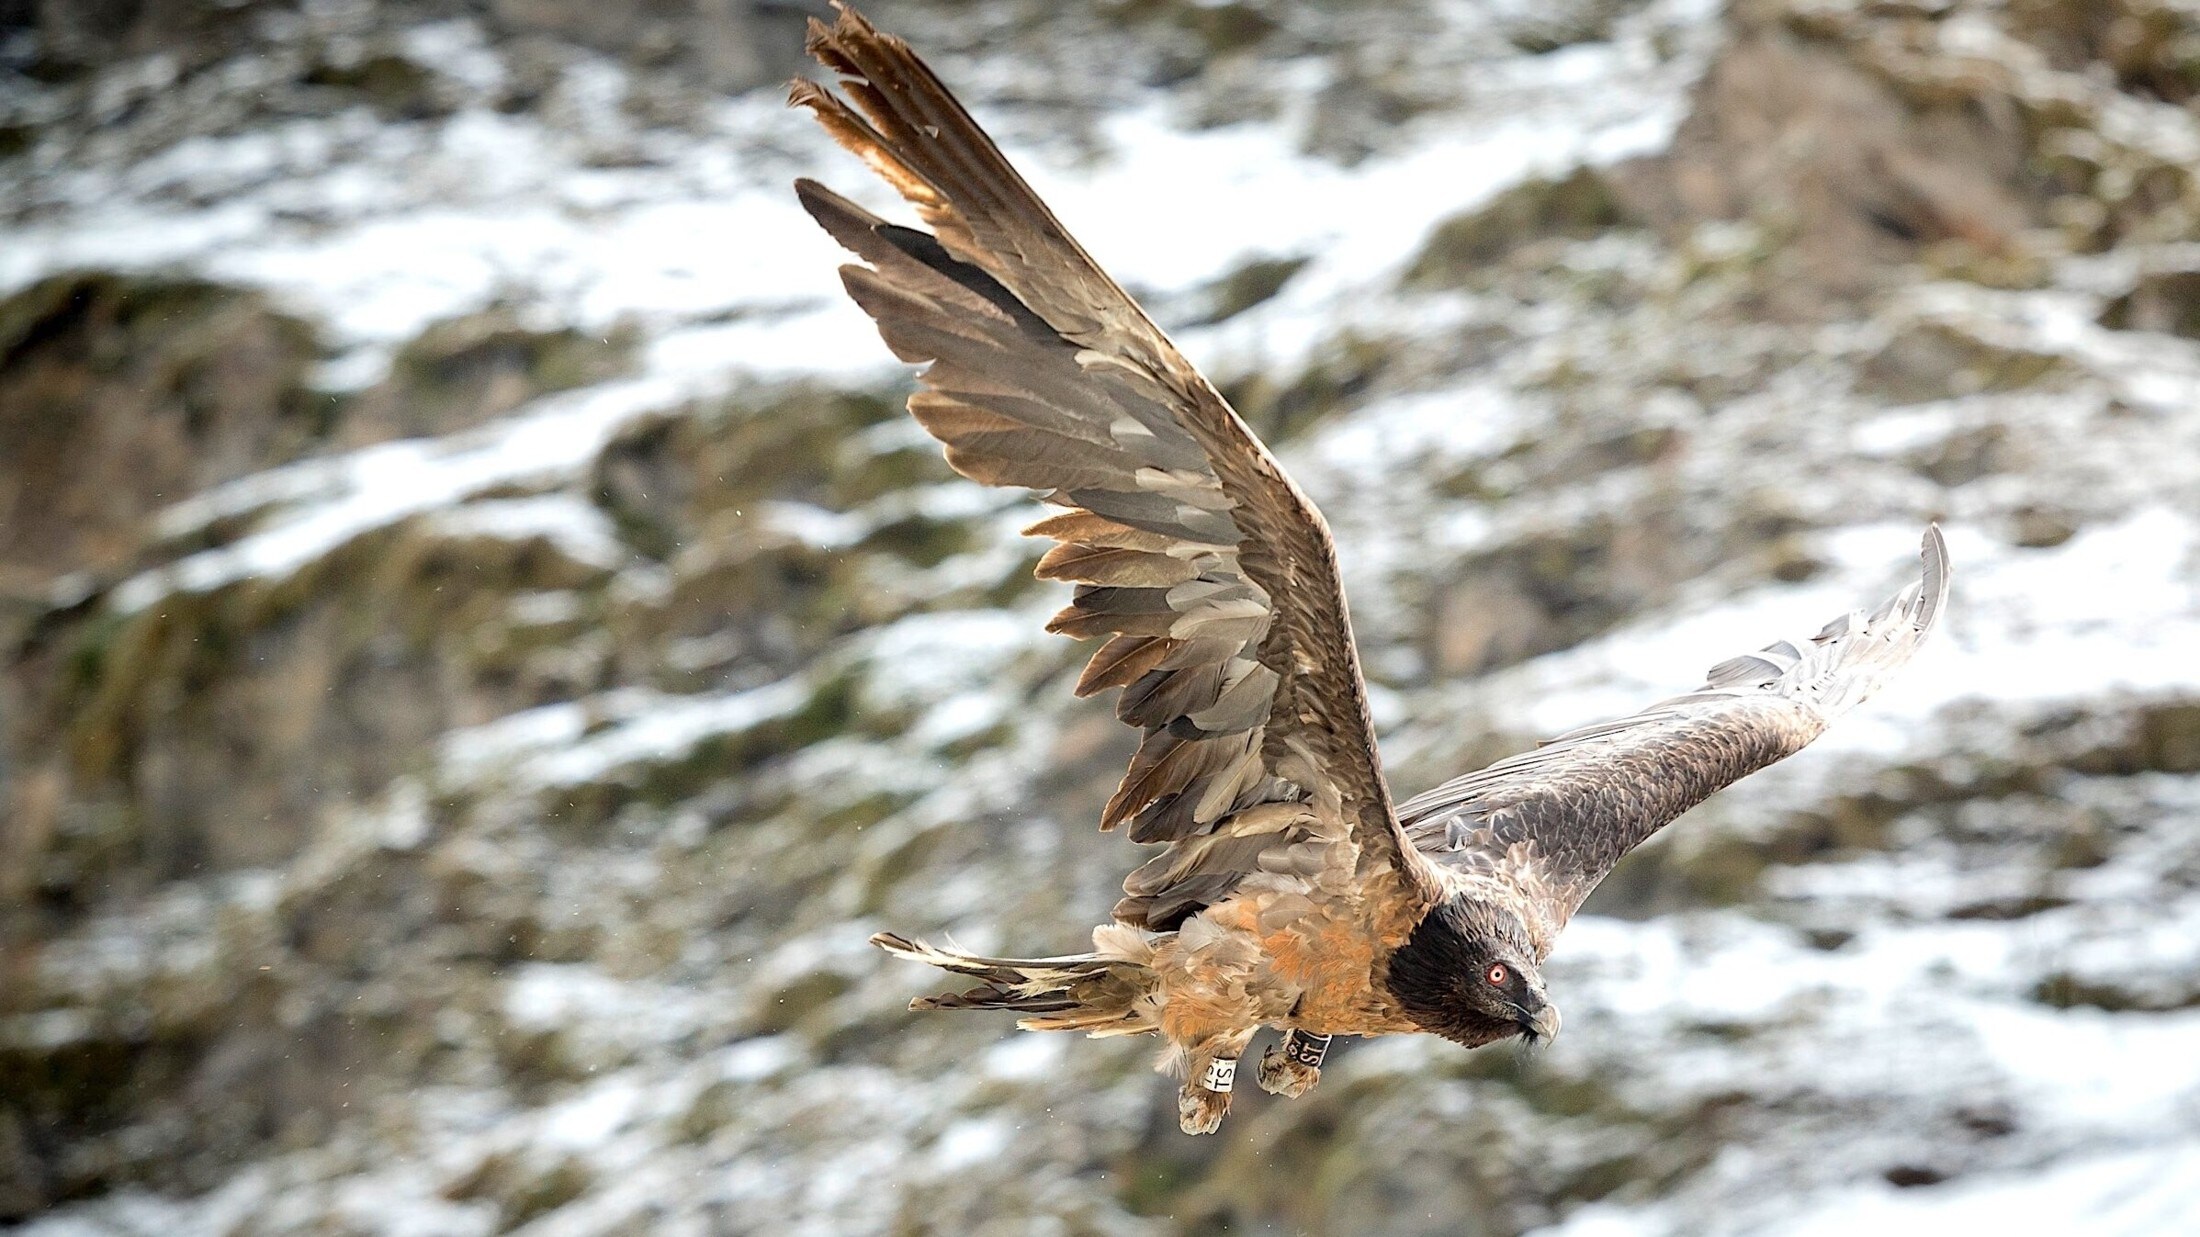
left=1168, top=887, right=1419, bottom=1037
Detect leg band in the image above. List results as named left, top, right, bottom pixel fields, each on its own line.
left=1284, top=1031, right=1332, bottom=1069
left=1200, top=1056, right=1238, bottom=1093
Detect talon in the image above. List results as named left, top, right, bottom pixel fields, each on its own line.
left=1257, top=1030, right=1329, bottom=1098
left=1177, top=1083, right=1229, bottom=1134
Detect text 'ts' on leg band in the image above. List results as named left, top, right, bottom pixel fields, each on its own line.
left=1285, top=1031, right=1332, bottom=1069
left=1200, top=1056, right=1237, bottom=1093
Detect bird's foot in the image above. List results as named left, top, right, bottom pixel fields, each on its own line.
left=1177, top=1055, right=1238, bottom=1134
left=1257, top=1030, right=1330, bottom=1098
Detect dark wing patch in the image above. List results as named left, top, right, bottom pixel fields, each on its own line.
left=791, top=5, right=1430, bottom=930
left=1403, top=527, right=1951, bottom=936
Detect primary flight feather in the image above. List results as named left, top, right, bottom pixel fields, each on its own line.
left=790, top=3, right=1950, bottom=1134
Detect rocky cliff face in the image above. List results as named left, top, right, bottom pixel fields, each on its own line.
left=4, top=1, right=2200, bottom=1233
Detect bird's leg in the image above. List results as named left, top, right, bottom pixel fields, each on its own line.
left=1257, top=1029, right=1331, bottom=1098
left=1178, top=1052, right=1237, bottom=1135
left=1177, top=1029, right=1255, bottom=1135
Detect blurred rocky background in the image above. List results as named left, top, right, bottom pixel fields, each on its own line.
left=5, top=0, right=2200, bottom=1232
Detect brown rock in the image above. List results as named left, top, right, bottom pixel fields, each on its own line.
left=338, top=308, right=633, bottom=447
left=0, top=273, right=330, bottom=602
left=1611, top=18, right=2040, bottom=305
left=489, top=0, right=812, bottom=94
left=2100, top=268, right=2200, bottom=339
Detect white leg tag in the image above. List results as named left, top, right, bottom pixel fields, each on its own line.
left=1200, top=1056, right=1237, bottom=1093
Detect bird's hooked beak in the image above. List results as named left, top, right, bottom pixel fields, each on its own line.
left=1516, top=999, right=1562, bottom=1045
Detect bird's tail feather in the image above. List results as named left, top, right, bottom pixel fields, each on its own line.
left=871, top=931, right=1156, bottom=1034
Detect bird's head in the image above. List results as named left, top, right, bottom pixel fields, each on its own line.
left=1385, top=895, right=1560, bottom=1048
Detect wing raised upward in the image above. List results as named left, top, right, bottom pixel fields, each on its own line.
left=791, top=5, right=1430, bottom=930
left=1402, top=527, right=1951, bottom=936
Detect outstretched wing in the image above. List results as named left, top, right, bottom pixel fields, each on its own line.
left=1402, top=527, right=1950, bottom=939
left=791, top=5, right=1431, bottom=930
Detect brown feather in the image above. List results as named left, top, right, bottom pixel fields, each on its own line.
left=1104, top=731, right=1246, bottom=831
left=1036, top=543, right=1201, bottom=587
left=1117, top=664, right=1225, bottom=729
left=1125, top=788, right=1204, bottom=845
left=1045, top=608, right=1174, bottom=641
left=1023, top=510, right=1180, bottom=553
left=1074, top=635, right=1181, bottom=697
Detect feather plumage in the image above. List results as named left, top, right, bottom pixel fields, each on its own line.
left=791, top=2, right=1425, bottom=930
left=795, top=6, right=1952, bottom=1136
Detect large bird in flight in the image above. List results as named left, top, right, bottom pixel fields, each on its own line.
left=790, top=4, right=1950, bottom=1134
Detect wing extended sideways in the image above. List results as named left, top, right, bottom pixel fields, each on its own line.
left=1402, top=526, right=1952, bottom=940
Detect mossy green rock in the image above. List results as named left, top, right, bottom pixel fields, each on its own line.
left=1405, top=168, right=1630, bottom=288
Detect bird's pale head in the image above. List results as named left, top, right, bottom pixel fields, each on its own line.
left=1385, top=896, right=1560, bottom=1048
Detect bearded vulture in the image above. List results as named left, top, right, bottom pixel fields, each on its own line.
left=789, top=4, right=1950, bottom=1133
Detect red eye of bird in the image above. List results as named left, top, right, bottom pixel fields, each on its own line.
left=1486, top=963, right=1509, bottom=986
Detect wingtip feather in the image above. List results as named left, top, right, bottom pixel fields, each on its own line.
left=786, top=77, right=820, bottom=107
left=1916, top=523, right=1951, bottom=634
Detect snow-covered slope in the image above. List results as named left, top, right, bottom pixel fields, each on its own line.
left=4, top=0, right=2200, bottom=1233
